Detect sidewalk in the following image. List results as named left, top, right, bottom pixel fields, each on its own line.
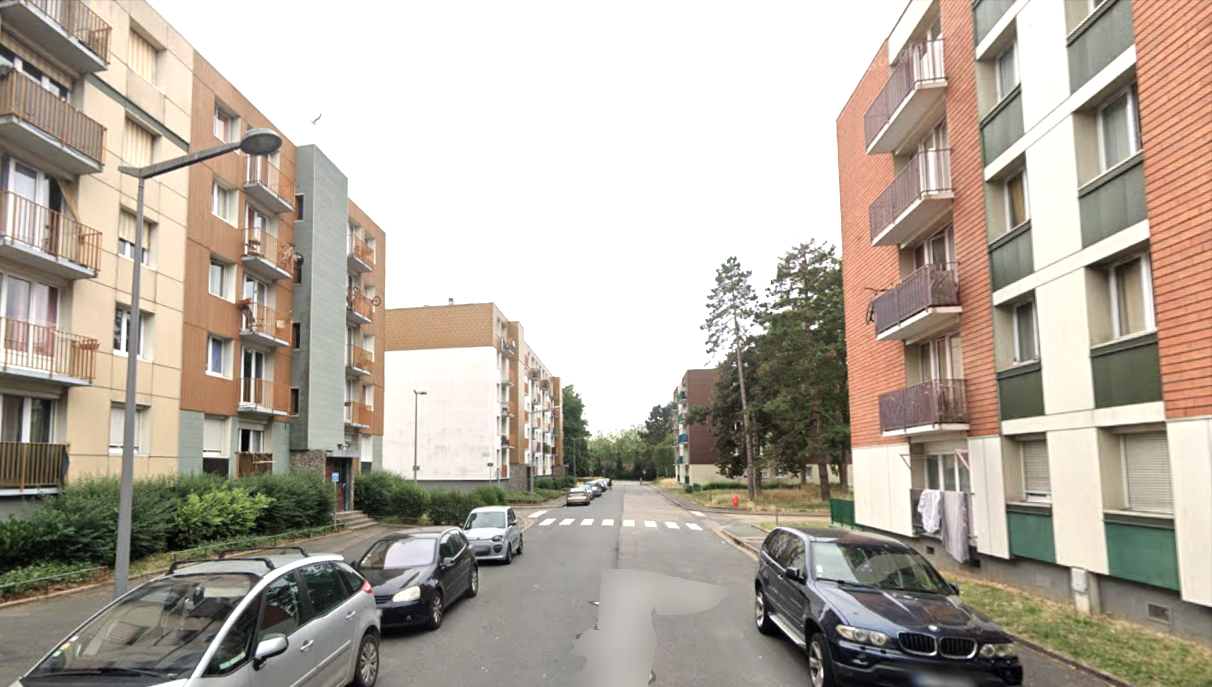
left=720, top=523, right=769, bottom=553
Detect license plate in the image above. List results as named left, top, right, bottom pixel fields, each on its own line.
left=912, top=673, right=976, bottom=687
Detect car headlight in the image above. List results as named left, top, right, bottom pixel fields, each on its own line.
left=492, top=535, right=504, bottom=542
left=836, top=625, right=890, bottom=647
left=980, top=642, right=1017, bottom=659
left=392, top=586, right=421, bottom=603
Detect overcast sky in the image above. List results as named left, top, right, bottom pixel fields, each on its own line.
left=152, top=0, right=907, bottom=434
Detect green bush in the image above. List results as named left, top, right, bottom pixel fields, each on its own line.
left=172, top=488, right=274, bottom=548
left=29, top=476, right=176, bottom=565
left=0, top=516, right=40, bottom=571
left=352, top=470, right=402, bottom=517
left=703, top=481, right=747, bottom=490
left=393, top=481, right=429, bottom=522
left=469, top=486, right=506, bottom=507
left=534, top=478, right=554, bottom=490
left=427, top=490, right=472, bottom=525
left=237, top=471, right=333, bottom=534
left=0, top=561, right=103, bottom=598
left=175, top=472, right=227, bottom=498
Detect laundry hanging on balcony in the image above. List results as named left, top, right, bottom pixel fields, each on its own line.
left=917, top=489, right=943, bottom=533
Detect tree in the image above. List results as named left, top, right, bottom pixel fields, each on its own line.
left=703, top=257, right=760, bottom=501
left=561, top=385, right=590, bottom=478
left=640, top=403, right=675, bottom=446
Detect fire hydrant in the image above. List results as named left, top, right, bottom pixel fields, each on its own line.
left=732, top=494, right=739, bottom=509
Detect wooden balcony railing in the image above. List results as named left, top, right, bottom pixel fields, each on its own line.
left=0, top=72, right=105, bottom=163
left=240, top=302, right=290, bottom=342
left=0, top=441, right=68, bottom=489
left=346, top=288, right=373, bottom=321
left=0, top=317, right=97, bottom=380
left=26, top=0, right=111, bottom=62
left=879, top=379, right=968, bottom=433
left=237, top=451, right=274, bottom=477
left=345, top=401, right=373, bottom=427
left=348, top=344, right=374, bottom=373
left=864, top=38, right=946, bottom=148
left=869, top=149, right=952, bottom=241
left=872, top=265, right=961, bottom=335
left=243, top=226, right=294, bottom=275
left=245, top=154, right=289, bottom=200
left=239, top=377, right=290, bottom=412
left=348, top=234, right=375, bottom=269
left=0, top=191, right=102, bottom=272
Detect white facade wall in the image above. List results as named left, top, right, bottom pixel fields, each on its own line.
left=853, top=443, right=913, bottom=537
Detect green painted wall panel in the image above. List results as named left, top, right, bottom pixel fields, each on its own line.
left=989, top=226, right=1033, bottom=291
left=1105, top=521, right=1179, bottom=590
left=981, top=90, right=1024, bottom=163
left=998, top=367, right=1044, bottom=420
left=1092, top=338, right=1161, bottom=408
left=1068, top=0, right=1135, bottom=93
left=973, top=0, right=1016, bottom=46
left=1008, top=511, right=1056, bottom=563
left=1080, top=156, right=1146, bottom=247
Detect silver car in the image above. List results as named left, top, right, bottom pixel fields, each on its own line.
left=10, top=548, right=381, bottom=687
left=463, top=506, right=524, bottom=563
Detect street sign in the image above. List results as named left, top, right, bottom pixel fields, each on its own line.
left=332, top=472, right=339, bottom=483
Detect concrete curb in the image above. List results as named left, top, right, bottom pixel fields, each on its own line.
left=720, top=529, right=761, bottom=554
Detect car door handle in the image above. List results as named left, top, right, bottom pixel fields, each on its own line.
left=345, top=610, right=357, bottom=620
left=299, top=640, right=314, bottom=653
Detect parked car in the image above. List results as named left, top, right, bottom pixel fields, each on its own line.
left=567, top=487, right=591, bottom=506
left=14, top=546, right=381, bottom=687
left=587, top=483, right=603, bottom=498
left=463, top=506, right=523, bottom=563
left=754, top=527, right=1023, bottom=687
left=355, top=528, right=478, bottom=631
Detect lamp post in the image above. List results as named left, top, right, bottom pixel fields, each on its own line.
left=113, top=129, right=282, bottom=598
left=413, top=390, right=427, bottom=481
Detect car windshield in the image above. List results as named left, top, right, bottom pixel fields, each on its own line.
left=27, top=574, right=255, bottom=679
left=465, top=511, right=507, bottom=529
left=811, top=542, right=949, bottom=594
left=360, top=538, right=438, bottom=569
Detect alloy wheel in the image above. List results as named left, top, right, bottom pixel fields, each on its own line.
left=754, top=593, right=765, bottom=628
left=358, top=637, right=379, bottom=687
left=809, top=641, right=825, bottom=687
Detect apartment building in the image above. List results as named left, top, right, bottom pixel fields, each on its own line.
left=838, top=0, right=1211, bottom=639
left=671, top=369, right=720, bottom=486
left=0, top=0, right=192, bottom=515
left=290, top=144, right=386, bottom=510
left=382, top=302, right=562, bottom=491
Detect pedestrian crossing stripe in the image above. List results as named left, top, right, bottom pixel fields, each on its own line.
left=560, top=518, right=575, bottom=526
left=665, top=522, right=679, bottom=529
left=581, top=519, right=593, bottom=526
left=539, top=518, right=556, bottom=526
left=686, top=523, right=702, bottom=531
left=530, top=511, right=547, bottom=519
left=602, top=519, right=615, bottom=526
left=623, top=520, right=635, bottom=527
left=645, top=521, right=657, bottom=528
left=542, top=518, right=702, bottom=530
left=690, top=511, right=705, bottom=517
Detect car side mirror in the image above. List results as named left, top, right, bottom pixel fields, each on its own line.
left=253, top=634, right=288, bottom=670
left=442, top=557, right=455, bottom=568
left=949, top=582, right=961, bottom=595
left=783, top=567, right=804, bottom=583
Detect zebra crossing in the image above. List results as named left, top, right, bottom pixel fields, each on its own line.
left=534, top=517, right=707, bottom=531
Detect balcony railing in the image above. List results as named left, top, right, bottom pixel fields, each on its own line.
left=348, top=234, right=375, bottom=270
left=0, top=72, right=105, bottom=164
left=0, top=317, right=97, bottom=381
left=869, top=149, right=952, bottom=242
left=242, top=226, right=294, bottom=278
left=348, top=344, right=374, bottom=374
left=240, top=302, right=290, bottom=343
left=239, top=377, right=290, bottom=413
left=0, top=191, right=102, bottom=273
left=345, top=401, right=373, bottom=427
left=237, top=451, right=274, bottom=477
left=244, top=155, right=292, bottom=213
left=879, top=379, right=968, bottom=433
left=24, top=0, right=111, bottom=62
left=0, top=441, right=68, bottom=489
left=872, top=265, right=960, bottom=336
left=346, top=288, right=373, bottom=321
left=864, top=39, right=946, bottom=150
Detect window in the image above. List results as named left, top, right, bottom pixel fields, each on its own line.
left=207, top=336, right=230, bottom=376
left=212, top=182, right=236, bottom=223
left=113, top=306, right=149, bottom=358
left=205, top=594, right=259, bottom=676
left=366, top=236, right=377, bottom=261
left=995, top=42, right=1018, bottom=100
left=1021, top=440, right=1051, bottom=503
left=0, top=47, right=69, bottom=99
left=108, top=404, right=147, bottom=454
left=246, top=204, right=268, bottom=234
left=300, top=564, right=351, bottom=617
left=214, top=105, right=235, bottom=143
left=290, top=387, right=300, bottom=415
left=1, top=396, right=53, bottom=443
left=128, top=30, right=158, bottom=83
left=1122, top=432, right=1173, bottom=514
left=292, top=322, right=301, bottom=349
left=122, top=120, right=154, bottom=167
left=1005, top=171, right=1028, bottom=229
left=203, top=417, right=226, bottom=457
left=295, top=194, right=305, bottom=220
left=922, top=452, right=970, bottom=492
left=1099, top=86, right=1141, bottom=171
left=117, top=210, right=152, bottom=266
left=1110, top=254, right=1154, bottom=338
left=259, top=575, right=305, bottom=637
left=239, top=427, right=264, bottom=452
left=209, top=259, right=231, bottom=299
left=1013, top=300, right=1038, bottom=363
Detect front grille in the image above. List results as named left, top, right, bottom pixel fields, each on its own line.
left=898, top=632, right=937, bottom=656
left=939, top=637, right=977, bottom=659
left=374, top=594, right=394, bottom=605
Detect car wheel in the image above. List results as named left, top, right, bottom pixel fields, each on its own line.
left=353, top=632, right=379, bottom=687
left=755, top=588, right=777, bottom=636
left=466, top=564, right=479, bottom=598
left=425, top=591, right=444, bottom=631
left=504, top=541, right=513, bottom=565
left=808, top=633, right=836, bottom=687
left=517, top=535, right=524, bottom=555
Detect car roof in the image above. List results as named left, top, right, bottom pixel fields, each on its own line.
left=780, top=526, right=905, bottom=548
left=382, top=527, right=452, bottom=539
left=168, top=552, right=343, bottom=578
left=470, top=505, right=509, bottom=513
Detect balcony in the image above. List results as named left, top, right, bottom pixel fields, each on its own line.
left=872, top=265, right=961, bottom=342
left=0, top=191, right=101, bottom=278
left=346, top=288, right=373, bottom=326
left=869, top=149, right=952, bottom=247
left=244, top=155, right=292, bottom=215
left=0, top=317, right=96, bottom=385
left=0, top=72, right=105, bottom=176
left=347, top=234, right=374, bottom=274
left=879, top=379, right=968, bottom=437
left=347, top=343, right=373, bottom=377
left=0, top=0, right=110, bottom=74
left=344, top=401, right=372, bottom=429
left=241, top=227, right=294, bottom=282
left=0, top=441, right=68, bottom=494
left=238, top=377, right=290, bottom=416
left=239, top=302, right=290, bottom=348
left=864, top=39, right=947, bottom=155
left=236, top=451, right=274, bottom=478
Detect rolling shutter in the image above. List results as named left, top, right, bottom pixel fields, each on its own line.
left=1123, top=433, right=1173, bottom=514
left=203, top=417, right=224, bottom=456
left=1021, top=441, right=1051, bottom=498
left=109, top=406, right=123, bottom=450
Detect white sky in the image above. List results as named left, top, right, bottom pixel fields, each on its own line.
left=151, top=0, right=907, bottom=433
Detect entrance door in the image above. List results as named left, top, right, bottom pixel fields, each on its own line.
left=326, top=457, right=351, bottom=511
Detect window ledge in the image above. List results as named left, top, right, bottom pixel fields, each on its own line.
left=1067, top=0, right=1121, bottom=47
left=1078, top=152, right=1144, bottom=198
left=989, top=219, right=1032, bottom=252
left=980, top=84, right=1023, bottom=128
left=1091, top=330, right=1158, bottom=357
left=996, top=360, right=1042, bottom=380
left=1006, top=501, right=1052, bottom=515
left=1104, top=509, right=1175, bottom=529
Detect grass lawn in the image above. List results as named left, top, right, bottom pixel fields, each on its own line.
left=657, top=478, right=849, bottom=513
left=953, top=574, right=1212, bottom=687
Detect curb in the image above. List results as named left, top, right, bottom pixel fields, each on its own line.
left=720, top=528, right=762, bottom=554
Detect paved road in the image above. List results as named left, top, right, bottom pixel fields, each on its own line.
left=0, top=482, right=1111, bottom=687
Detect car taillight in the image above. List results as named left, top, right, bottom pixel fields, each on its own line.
left=362, top=580, right=374, bottom=595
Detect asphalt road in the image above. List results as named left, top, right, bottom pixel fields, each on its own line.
left=0, top=482, right=1112, bottom=687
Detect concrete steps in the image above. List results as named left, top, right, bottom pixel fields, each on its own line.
left=335, top=510, right=377, bottom=531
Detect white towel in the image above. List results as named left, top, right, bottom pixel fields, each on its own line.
left=917, top=489, right=943, bottom=534
left=942, top=491, right=970, bottom=564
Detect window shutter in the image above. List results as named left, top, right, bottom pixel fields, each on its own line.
left=118, top=211, right=135, bottom=244
left=1022, top=441, right=1051, bottom=495
left=204, top=418, right=223, bottom=455
left=109, top=406, right=123, bottom=448
left=1124, top=433, right=1173, bottom=513
left=122, top=120, right=154, bottom=168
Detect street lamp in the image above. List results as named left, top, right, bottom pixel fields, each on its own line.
left=413, top=390, right=428, bottom=481
left=112, top=129, right=282, bottom=597
left=528, top=404, right=560, bottom=494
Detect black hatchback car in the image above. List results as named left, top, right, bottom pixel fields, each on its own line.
left=354, top=528, right=478, bottom=631
left=754, top=527, right=1022, bottom=687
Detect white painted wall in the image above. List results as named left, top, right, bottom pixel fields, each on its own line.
left=383, top=347, right=499, bottom=481
left=970, top=436, right=1010, bottom=558
left=1025, top=121, right=1084, bottom=270
left=1015, top=0, right=1072, bottom=130
left=1036, top=270, right=1096, bottom=414
left=853, top=443, right=913, bottom=536
left=1048, top=428, right=1109, bottom=574
left=1168, top=417, right=1212, bottom=606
